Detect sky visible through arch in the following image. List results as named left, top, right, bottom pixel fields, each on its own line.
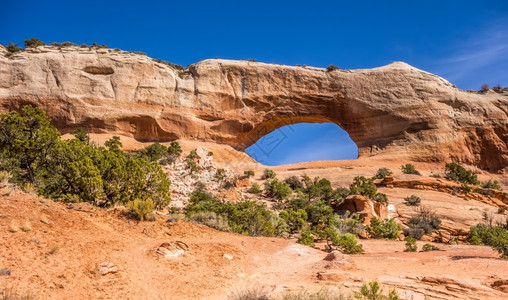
left=1, top=0, right=507, bottom=165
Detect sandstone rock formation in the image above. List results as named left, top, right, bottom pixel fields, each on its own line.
left=1, top=45, right=507, bottom=171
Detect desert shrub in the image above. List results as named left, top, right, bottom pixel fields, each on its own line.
left=264, top=179, right=292, bottom=200
left=24, top=37, right=46, bottom=48
left=5, top=42, right=23, bottom=57
left=403, top=195, right=421, bottom=206
left=244, top=170, right=255, bottom=178
left=401, top=163, right=420, bottom=175
left=167, top=141, right=182, bottom=156
left=469, top=235, right=482, bottom=245
left=421, top=243, right=440, bottom=252
left=186, top=159, right=199, bottom=174
left=215, top=168, right=225, bottom=181
left=302, top=176, right=344, bottom=204
left=325, top=231, right=364, bottom=254
left=403, top=207, right=441, bottom=240
left=222, top=180, right=235, bottom=190
left=71, top=128, right=90, bottom=144
left=356, top=281, right=399, bottom=300
left=249, top=183, right=261, bottom=194
left=90, top=42, right=109, bottom=48
left=372, top=193, right=388, bottom=203
left=263, top=168, right=276, bottom=179
left=404, top=236, right=417, bottom=252
left=281, top=288, right=349, bottom=300
left=498, top=208, right=506, bottom=214
left=297, top=229, right=315, bottom=247
left=127, top=198, right=155, bottom=221
left=284, top=175, right=303, bottom=190
left=468, top=223, right=508, bottom=259
left=305, top=200, right=334, bottom=228
left=367, top=218, right=402, bottom=240
left=350, top=176, right=377, bottom=199
left=349, top=176, right=387, bottom=203
left=328, top=211, right=363, bottom=235
left=186, top=191, right=282, bottom=237
left=153, top=58, right=185, bottom=70
left=0, top=106, right=171, bottom=209
left=187, top=211, right=231, bottom=232
left=482, top=179, right=501, bottom=190
left=279, top=208, right=308, bottom=233
left=138, top=142, right=168, bottom=162
left=187, top=150, right=198, bottom=160
left=481, top=83, right=490, bottom=91
left=326, top=64, right=339, bottom=72
left=286, top=191, right=310, bottom=210
left=373, top=168, right=392, bottom=179
left=444, top=163, right=479, bottom=185
left=0, top=170, right=9, bottom=183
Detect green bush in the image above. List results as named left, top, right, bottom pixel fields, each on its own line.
left=468, top=223, right=508, bottom=259
left=404, top=236, right=417, bottom=252
left=325, top=231, right=364, bottom=254
left=284, top=175, right=303, bottom=190
left=372, top=193, right=388, bottom=203
left=373, top=168, right=393, bottom=179
left=297, top=229, right=315, bottom=247
left=0, top=106, right=171, bottom=209
left=367, top=218, right=402, bottom=240
left=24, top=37, right=46, bottom=48
left=187, top=211, right=231, bottom=232
left=328, top=211, right=363, bottom=235
left=127, top=198, right=155, bottom=221
left=305, top=200, right=334, bottom=228
left=421, top=243, right=440, bottom=252
left=264, top=179, right=292, bottom=200
left=153, top=58, right=185, bottom=70
left=249, top=183, right=261, bottom=194
left=287, top=191, right=310, bottom=210
left=326, top=64, right=339, bottom=72
left=403, top=207, right=441, bottom=240
left=139, top=142, right=168, bottom=162
left=356, top=281, right=399, bottom=300
left=279, top=208, right=308, bottom=233
left=186, top=159, right=199, bottom=173
left=186, top=191, right=283, bottom=237
left=244, top=170, right=255, bottom=178
left=404, top=195, right=421, bottom=206
left=215, top=168, right=225, bottom=181
left=263, top=168, right=276, bottom=179
left=444, top=163, right=479, bottom=185
left=350, top=176, right=377, bottom=199
left=5, top=42, right=23, bottom=57
left=350, top=176, right=387, bottom=203
left=167, top=141, right=182, bottom=156
left=401, top=163, right=420, bottom=175
left=187, top=150, right=198, bottom=160
left=482, top=179, right=501, bottom=190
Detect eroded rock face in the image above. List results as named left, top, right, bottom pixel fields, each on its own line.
left=1, top=46, right=507, bottom=171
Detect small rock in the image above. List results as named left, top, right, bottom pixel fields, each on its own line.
left=67, top=203, right=74, bottom=209
left=0, top=268, right=12, bottom=276
left=323, top=250, right=346, bottom=261
left=223, top=253, right=233, bottom=260
left=98, top=262, right=118, bottom=275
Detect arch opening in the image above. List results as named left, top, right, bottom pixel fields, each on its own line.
left=245, top=123, right=359, bottom=166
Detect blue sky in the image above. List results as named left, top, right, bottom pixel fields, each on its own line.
left=1, top=1, right=507, bottom=165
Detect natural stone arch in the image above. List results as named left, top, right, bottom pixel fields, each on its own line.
left=0, top=47, right=506, bottom=171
